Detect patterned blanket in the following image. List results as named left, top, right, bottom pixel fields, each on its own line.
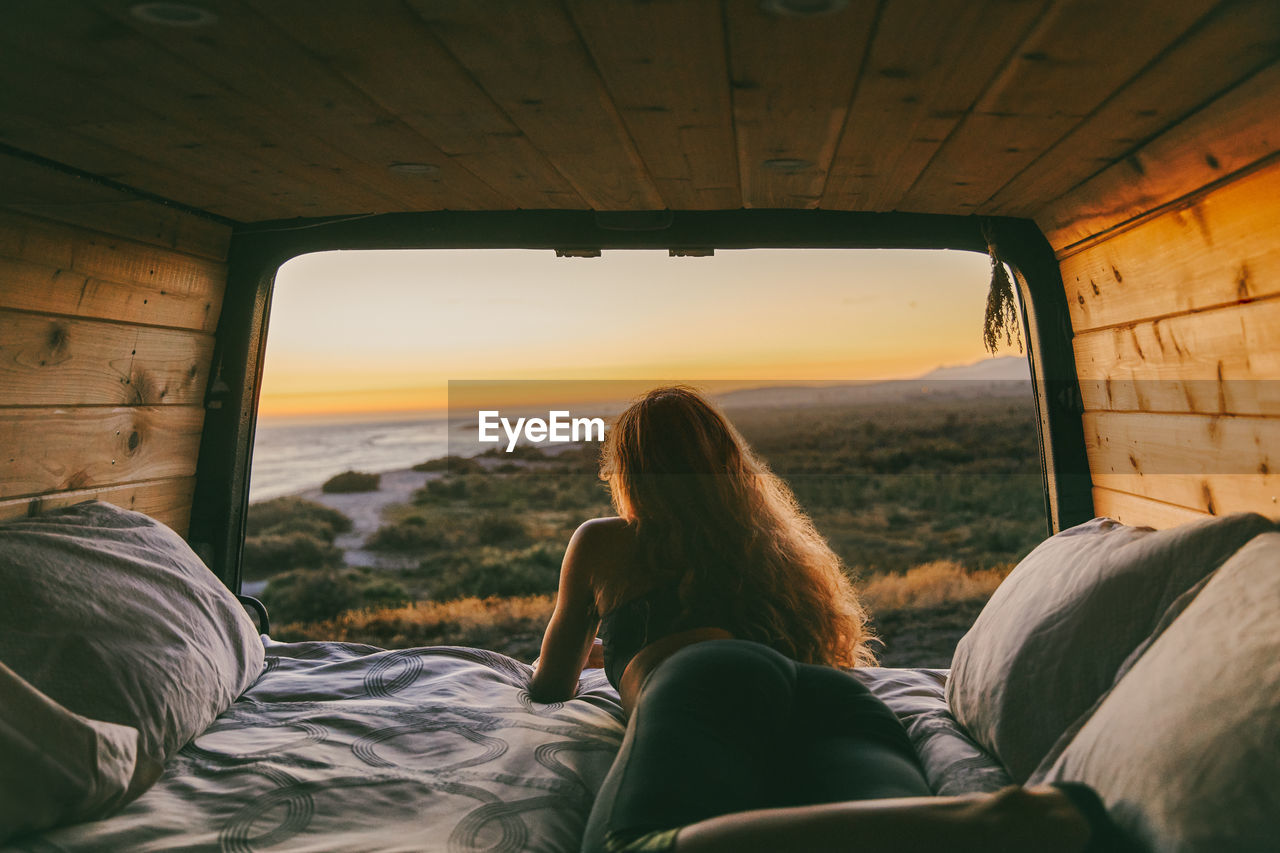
left=7, top=641, right=1006, bottom=852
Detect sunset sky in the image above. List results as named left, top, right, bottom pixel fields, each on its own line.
left=258, top=248, right=1005, bottom=419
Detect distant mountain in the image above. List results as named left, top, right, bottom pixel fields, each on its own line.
left=715, top=356, right=1031, bottom=410
left=918, top=355, right=1030, bottom=381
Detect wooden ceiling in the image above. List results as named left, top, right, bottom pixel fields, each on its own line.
left=2, top=0, right=1278, bottom=223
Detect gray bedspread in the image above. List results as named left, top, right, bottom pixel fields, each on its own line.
left=7, top=642, right=1007, bottom=852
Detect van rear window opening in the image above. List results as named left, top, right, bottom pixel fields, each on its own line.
left=245, top=247, right=1040, bottom=666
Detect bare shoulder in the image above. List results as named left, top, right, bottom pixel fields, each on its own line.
left=568, top=516, right=636, bottom=557
left=572, top=516, right=634, bottom=543
left=565, top=517, right=636, bottom=588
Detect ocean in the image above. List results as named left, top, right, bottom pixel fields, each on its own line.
left=249, top=414, right=453, bottom=502
left=246, top=362, right=1030, bottom=503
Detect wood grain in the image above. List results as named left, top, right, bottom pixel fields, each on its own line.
left=1074, top=298, right=1280, bottom=416
left=2, top=1, right=1274, bottom=222
left=0, top=211, right=227, bottom=319
left=0, top=256, right=222, bottom=333
left=243, top=0, right=585, bottom=210
left=898, top=0, right=1217, bottom=214
left=1057, top=157, right=1280, bottom=333
left=567, top=0, right=740, bottom=210
left=980, top=0, right=1280, bottom=217
left=1083, top=410, right=1280, bottom=515
left=0, top=110, right=285, bottom=223
left=820, top=0, right=1048, bottom=212
left=2, top=1, right=488, bottom=217
left=1090, top=486, right=1213, bottom=527
left=409, top=0, right=664, bottom=210
left=1092, top=474, right=1280, bottom=518
left=725, top=0, right=876, bottom=209
left=0, top=4, right=330, bottom=218
left=0, top=476, right=197, bottom=536
left=0, top=406, right=204, bottom=500
left=0, top=152, right=232, bottom=260
left=79, top=0, right=491, bottom=214
left=1038, top=59, right=1280, bottom=251
left=0, top=311, right=214, bottom=407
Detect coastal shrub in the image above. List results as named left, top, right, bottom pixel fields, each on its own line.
left=265, top=567, right=410, bottom=624
left=416, top=477, right=470, bottom=503
left=413, top=455, right=484, bottom=474
left=262, top=518, right=335, bottom=543
left=418, top=542, right=561, bottom=600
left=242, top=531, right=344, bottom=579
left=885, top=506, right=914, bottom=528
left=859, top=560, right=1012, bottom=613
left=553, top=478, right=611, bottom=512
left=275, top=595, right=554, bottom=658
left=478, top=444, right=549, bottom=462
left=413, top=468, right=610, bottom=515
left=242, top=497, right=352, bottom=580
left=786, top=470, right=1042, bottom=574
left=371, top=507, right=543, bottom=555
left=246, top=496, right=352, bottom=538
left=322, top=470, right=381, bottom=493
left=475, top=514, right=529, bottom=547
left=553, top=443, right=605, bottom=474
left=364, top=515, right=446, bottom=552
left=966, top=518, right=1032, bottom=555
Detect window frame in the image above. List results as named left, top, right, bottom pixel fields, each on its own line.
left=187, top=210, right=1091, bottom=592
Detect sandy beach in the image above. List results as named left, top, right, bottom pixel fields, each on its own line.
left=272, top=444, right=582, bottom=570
left=241, top=466, right=438, bottom=597
left=295, top=468, right=436, bottom=569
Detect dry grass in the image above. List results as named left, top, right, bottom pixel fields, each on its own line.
left=277, top=594, right=553, bottom=654
left=859, top=560, right=1012, bottom=613
left=274, top=561, right=1014, bottom=657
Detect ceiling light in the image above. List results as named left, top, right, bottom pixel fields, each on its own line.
left=759, top=0, right=849, bottom=18
left=762, top=158, right=815, bottom=173
left=388, top=162, right=441, bottom=175
left=129, top=3, right=218, bottom=27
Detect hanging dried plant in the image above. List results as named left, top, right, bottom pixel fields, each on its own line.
left=982, top=222, right=1022, bottom=354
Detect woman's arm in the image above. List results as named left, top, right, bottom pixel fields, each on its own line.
left=527, top=520, right=605, bottom=703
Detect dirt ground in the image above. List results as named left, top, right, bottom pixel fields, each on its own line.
left=868, top=599, right=986, bottom=669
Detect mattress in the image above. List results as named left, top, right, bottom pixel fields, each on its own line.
left=6, top=641, right=1007, bottom=852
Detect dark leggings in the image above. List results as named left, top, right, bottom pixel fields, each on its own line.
left=581, top=639, right=932, bottom=853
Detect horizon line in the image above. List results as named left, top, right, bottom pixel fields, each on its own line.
left=257, top=358, right=1030, bottom=421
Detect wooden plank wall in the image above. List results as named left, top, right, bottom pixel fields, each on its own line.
left=0, top=153, right=231, bottom=535
left=1036, top=62, right=1280, bottom=527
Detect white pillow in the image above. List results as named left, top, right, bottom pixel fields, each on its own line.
left=0, top=661, right=141, bottom=839
left=1034, top=532, right=1280, bottom=852
left=947, top=513, right=1276, bottom=781
left=0, top=502, right=265, bottom=841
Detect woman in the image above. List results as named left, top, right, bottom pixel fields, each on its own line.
left=528, top=386, right=1121, bottom=853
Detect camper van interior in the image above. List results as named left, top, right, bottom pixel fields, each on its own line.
left=1, top=1, right=1278, bottom=850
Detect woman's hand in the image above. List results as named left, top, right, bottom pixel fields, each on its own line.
left=586, top=637, right=605, bottom=669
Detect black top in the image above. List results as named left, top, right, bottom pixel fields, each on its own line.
left=598, top=584, right=691, bottom=692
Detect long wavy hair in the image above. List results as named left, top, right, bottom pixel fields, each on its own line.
left=598, top=385, right=875, bottom=668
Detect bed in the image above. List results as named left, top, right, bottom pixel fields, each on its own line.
left=3, top=637, right=1008, bottom=853
left=0, top=502, right=1011, bottom=852
left=9, top=504, right=1276, bottom=851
